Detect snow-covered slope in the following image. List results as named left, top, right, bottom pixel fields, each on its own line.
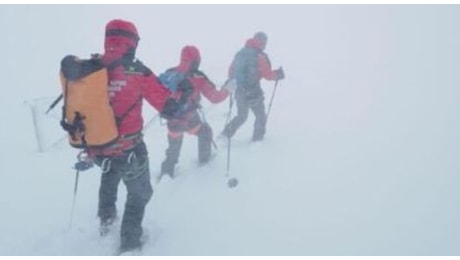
left=1, top=5, right=460, bottom=255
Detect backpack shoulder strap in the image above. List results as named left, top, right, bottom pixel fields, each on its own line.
left=115, top=95, right=142, bottom=127
left=122, top=59, right=153, bottom=76
left=110, top=59, right=152, bottom=126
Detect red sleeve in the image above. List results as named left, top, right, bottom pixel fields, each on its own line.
left=258, top=53, right=278, bottom=81
left=193, top=77, right=229, bottom=104
left=141, top=73, right=171, bottom=111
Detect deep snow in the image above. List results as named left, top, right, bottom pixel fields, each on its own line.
left=1, top=5, right=460, bottom=255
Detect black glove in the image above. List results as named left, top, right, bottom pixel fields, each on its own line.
left=275, top=66, right=285, bottom=80
left=74, top=150, right=94, bottom=171
left=74, top=160, right=94, bottom=171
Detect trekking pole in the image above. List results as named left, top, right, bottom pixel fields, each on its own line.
left=69, top=167, right=80, bottom=228
left=69, top=151, right=94, bottom=228
left=224, top=93, right=238, bottom=188
left=225, top=93, right=234, bottom=177
left=46, top=94, right=63, bottom=114
left=142, top=114, right=160, bottom=132
left=266, top=80, right=279, bottom=123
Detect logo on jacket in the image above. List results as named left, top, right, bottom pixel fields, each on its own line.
left=108, top=80, right=127, bottom=97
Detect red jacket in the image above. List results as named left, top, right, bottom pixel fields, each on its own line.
left=228, top=38, right=278, bottom=81
left=104, top=59, right=171, bottom=136
left=168, top=71, right=229, bottom=107
left=174, top=45, right=229, bottom=105
left=166, top=70, right=229, bottom=133
left=167, top=46, right=229, bottom=127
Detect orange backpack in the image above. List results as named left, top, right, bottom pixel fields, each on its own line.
left=59, top=55, right=119, bottom=149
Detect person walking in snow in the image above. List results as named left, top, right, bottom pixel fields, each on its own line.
left=221, top=32, right=285, bottom=142
left=84, top=19, right=171, bottom=253
left=158, top=45, right=232, bottom=179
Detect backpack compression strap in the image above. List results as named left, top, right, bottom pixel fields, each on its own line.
left=114, top=95, right=142, bottom=127
left=60, top=79, right=88, bottom=147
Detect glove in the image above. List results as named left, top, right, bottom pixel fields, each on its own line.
left=222, top=78, right=237, bottom=93
left=74, top=150, right=94, bottom=171
left=275, top=66, right=285, bottom=80
left=74, top=160, right=94, bottom=171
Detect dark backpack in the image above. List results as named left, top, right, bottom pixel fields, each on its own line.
left=159, top=68, right=195, bottom=120
left=233, top=47, right=260, bottom=89
left=159, top=69, right=187, bottom=92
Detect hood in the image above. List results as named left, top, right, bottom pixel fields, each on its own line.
left=177, top=45, right=201, bottom=73
left=245, top=37, right=265, bottom=51
left=103, top=19, right=140, bottom=64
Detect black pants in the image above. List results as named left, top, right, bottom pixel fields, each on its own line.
left=95, top=141, right=153, bottom=249
left=223, top=88, right=266, bottom=141
left=162, top=111, right=213, bottom=174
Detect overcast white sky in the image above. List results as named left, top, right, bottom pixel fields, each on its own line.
left=1, top=5, right=460, bottom=255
